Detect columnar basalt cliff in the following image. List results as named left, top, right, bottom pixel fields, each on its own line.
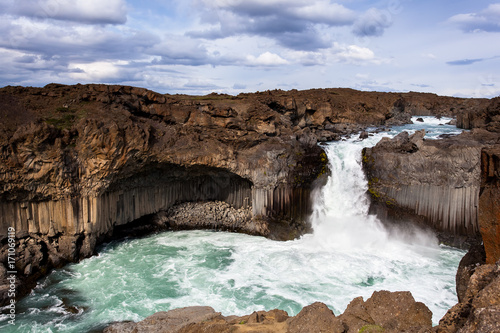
left=0, top=84, right=493, bottom=304
left=362, top=97, right=500, bottom=243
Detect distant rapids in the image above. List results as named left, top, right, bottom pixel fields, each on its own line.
left=0, top=117, right=466, bottom=332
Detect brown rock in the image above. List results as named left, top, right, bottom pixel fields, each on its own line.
left=437, top=262, right=500, bottom=333
left=287, top=302, right=344, bottom=333
left=104, top=306, right=221, bottom=333
left=479, top=147, right=500, bottom=264
left=338, top=291, right=433, bottom=333
left=455, top=244, right=486, bottom=303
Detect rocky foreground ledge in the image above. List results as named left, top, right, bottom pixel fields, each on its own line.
left=104, top=291, right=433, bottom=333
left=0, top=84, right=489, bottom=303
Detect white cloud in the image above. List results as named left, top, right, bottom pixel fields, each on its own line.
left=1, top=0, right=127, bottom=25
left=286, top=1, right=355, bottom=25
left=246, top=52, right=289, bottom=66
left=68, top=60, right=129, bottom=81
left=448, top=3, right=500, bottom=32
left=336, top=44, right=375, bottom=63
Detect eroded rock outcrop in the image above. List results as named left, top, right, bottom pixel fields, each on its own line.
left=104, top=291, right=433, bottom=333
left=437, top=260, right=500, bottom=333
left=479, top=147, right=500, bottom=264
left=362, top=98, right=500, bottom=242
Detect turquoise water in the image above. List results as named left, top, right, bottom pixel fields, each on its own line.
left=0, top=116, right=467, bottom=332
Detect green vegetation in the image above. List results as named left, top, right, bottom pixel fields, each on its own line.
left=44, top=106, right=88, bottom=130
left=185, top=93, right=235, bottom=101
left=45, top=113, right=76, bottom=130
left=316, top=150, right=328, bottom=178
left=359, top=324, right=384, bottom=333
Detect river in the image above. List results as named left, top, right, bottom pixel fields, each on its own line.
left=0, top=116, right=466, bottom=332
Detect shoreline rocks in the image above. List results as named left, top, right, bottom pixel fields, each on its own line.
left=104, top=290, right=433, bottom=333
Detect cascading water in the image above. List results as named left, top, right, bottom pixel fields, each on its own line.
left=0, top=117, right=466, bottom=332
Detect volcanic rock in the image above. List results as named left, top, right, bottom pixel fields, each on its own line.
left=362, top=97, right=500, bottom=240
left=104, top=291, right=432, bottom=333
left=436, top=260, right=500, bottom=333
left=479, top=146, right=500, bottom=264
left=0, top=84, right=493, bottom=303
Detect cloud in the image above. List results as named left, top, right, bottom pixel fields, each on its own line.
left=202, top=0, right=355, bottom=24
left=352, top=8, right=392, bottom=37
left=0, top=0, right=127, bottom=25
left=286, top=43, right=384, bottom=66
left=0, top=18, right=157, bottom=61
left=448, top=3, right=500, bottom=32
left=446, top=58, right=485, bottom=66
left=149, top=36, right=221, bottom=66
left=335, top=44, right=377, bottom=63
left=190, top=0, right=356, bottom=51
left=68, top=61, right=130, bottom=81
left=245, top=52, right=289, bottom=66
left=446, top=56, right=500, bottom=66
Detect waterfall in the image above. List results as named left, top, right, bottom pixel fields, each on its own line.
left=305, top=120, right=453, bottom=251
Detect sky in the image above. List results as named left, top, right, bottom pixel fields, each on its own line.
left=0, top=0, right=499, bottom=98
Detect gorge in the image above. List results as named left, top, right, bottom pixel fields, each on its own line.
left=0, top=84, right=499, bottom=332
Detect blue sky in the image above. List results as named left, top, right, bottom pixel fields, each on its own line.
left=0, top=0, right=499, bottom=97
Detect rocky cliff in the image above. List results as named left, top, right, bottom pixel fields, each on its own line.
left=479, top=147, right=500, bottom=264
left=0, top=84, right=492, bottom=304
left=362, top=98, right=500, bottom=244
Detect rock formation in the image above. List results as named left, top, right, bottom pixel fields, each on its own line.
left=362, top=97, right=500, bottom=244
left=104, top=290, right=433, bottom=333
left=479, top=147, right=500, bottom=264
left=437, top=259, right=500, bottom=333
left=1, top=84, right=488, bottom=303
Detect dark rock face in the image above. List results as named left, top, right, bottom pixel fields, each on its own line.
left=104, top=291, right=432, bottom=333
left=479, top=147, right=500, bottom=264
left=362, top=97, right=500, bottom=241
left=455, top=244, right=486, bottom=303
left=363, top=131, right=485, bottom=238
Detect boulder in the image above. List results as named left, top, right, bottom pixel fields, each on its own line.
left=287, top=302, right=345, bottom=333
left=337, top=291, right=432, bottom=333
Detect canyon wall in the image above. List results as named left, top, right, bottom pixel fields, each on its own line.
left=479, top=147, right=500, bottom=264
left=362, top=97, right=500, bottom=242
left=0, top=84, right=493, bottom=303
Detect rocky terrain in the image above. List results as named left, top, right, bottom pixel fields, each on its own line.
left=0, top=83, right=488, bottom=303
left=0, top=83, right=499, bottom=331
left=105, top=291, right=433, bottom=333
left=362, top=98, right=500, bottom=247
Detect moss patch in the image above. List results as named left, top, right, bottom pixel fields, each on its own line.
left=359, top=324, right=384, bottom=333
